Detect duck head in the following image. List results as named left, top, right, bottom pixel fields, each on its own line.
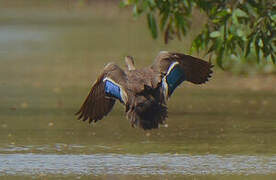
left=125, top=56, right=136, bottom=71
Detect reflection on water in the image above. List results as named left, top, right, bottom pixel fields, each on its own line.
left=1, top=153, right=276, bottom=175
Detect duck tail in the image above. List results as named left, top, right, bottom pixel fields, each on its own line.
left=127, top=98, right=168, bottom=130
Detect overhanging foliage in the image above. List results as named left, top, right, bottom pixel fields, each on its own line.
left=121, top=0, right=276, bottom=69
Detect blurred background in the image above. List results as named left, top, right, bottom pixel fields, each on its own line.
left=0, top=0, right=276, bottom=179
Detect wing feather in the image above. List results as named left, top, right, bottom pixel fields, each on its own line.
left=152, top=51, right=213, bottom=85
left=76, top=63, right=127, bottom=124
left=151, top=51, right=213, bottom=99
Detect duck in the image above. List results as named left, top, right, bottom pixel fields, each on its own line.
left=75, top=51, right=213, bottom=130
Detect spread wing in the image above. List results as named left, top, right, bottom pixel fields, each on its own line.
left=151, top=51, right=213, bottom=99
left=75, top=63, right=128, bottom=124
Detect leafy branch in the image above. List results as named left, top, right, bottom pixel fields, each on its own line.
left=121, top=0, right=276, bottom=69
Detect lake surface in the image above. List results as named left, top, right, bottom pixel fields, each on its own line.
left=0, top=1, right=276, bottom=179
left=1, top=153, right=276, bottom=176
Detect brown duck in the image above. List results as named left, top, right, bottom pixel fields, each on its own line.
left=76, top=51, right=213, bottom=130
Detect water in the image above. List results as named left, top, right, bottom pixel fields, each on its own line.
left=1, top=1, right=276, bottom=179
left=1, top=153, right=276, bottom=176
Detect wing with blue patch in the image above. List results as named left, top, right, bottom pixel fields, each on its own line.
left=152, top=51, right=213, bottom=99
left=76, top=63, right=127, bottom=124
left=163, top=62, right=186, bottom=96
left=104, top=78, right=126, bottom=103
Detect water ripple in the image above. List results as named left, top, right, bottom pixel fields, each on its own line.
left=0, top=154, right=276, bottom=175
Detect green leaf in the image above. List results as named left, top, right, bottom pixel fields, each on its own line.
left=272, top=14, right=276, bottom=22
left=216, top=10, right=229, bottom=18
left=147, top=13, right=158, bottom=39
left=210, top=31, right=221, bottom=38
left=191, top=35, right=202, bottom=53
left=245, top=36, right=254, bottom=57
left=132, top=4, right=138, bottom=17
left=244, top=3, right=258, bottom=18
left=160, top=11, right=169, bottom=31
left=258, top=38, right=264, bottom=48
left=237, top=29, right=245, bottom=37
left=255, top=36, right=260, bottom=63
left=234, top=8, right=248, bottom=18
left=148, top=0, right=156, bottom=7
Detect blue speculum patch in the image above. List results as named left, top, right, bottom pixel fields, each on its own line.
left=166, top=65, right=186, bottom=96
left=104, top=80, right=123, bottom=102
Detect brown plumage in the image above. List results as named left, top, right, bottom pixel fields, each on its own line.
left=76, top=51, right=213, bottom=130
left=75, top=63, right=127, bottom=123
